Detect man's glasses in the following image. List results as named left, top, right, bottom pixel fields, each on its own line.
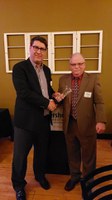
left=32, top=45, right=47, bottom=53
left=70, top=62, right=85, bottom=67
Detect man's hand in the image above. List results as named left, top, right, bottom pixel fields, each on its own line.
left=47, top=99, right=57, bottom=111
left=96, top=122, right=106, bottom=134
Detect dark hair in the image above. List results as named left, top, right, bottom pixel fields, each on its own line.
left=30, top=36, right=48, bottom=49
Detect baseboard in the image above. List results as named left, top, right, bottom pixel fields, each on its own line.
left=97, top=133, right=112, bottom=139
left=51, top=131, right=112, bottom=140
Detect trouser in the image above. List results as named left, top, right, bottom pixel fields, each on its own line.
left=11, top=116, right=50, bottom=191
left=65, top=116, right=96, bottom=179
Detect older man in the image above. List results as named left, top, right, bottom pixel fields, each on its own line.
left=57, top=53, right=106, bottom=191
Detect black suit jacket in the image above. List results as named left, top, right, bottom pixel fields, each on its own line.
left=12, top=58, right=54, bottom=131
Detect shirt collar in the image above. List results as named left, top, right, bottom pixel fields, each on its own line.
left=29, top=58, right=43, bottom=70
left=71, top=73, right=83, bottom=80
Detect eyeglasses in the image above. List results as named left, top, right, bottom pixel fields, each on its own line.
left=70, top=62, right=85, bottom=67
left=32, top=45, right=47, bottom=53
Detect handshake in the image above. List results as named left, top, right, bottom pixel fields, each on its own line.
left=48, top=86, right=72, bottom=111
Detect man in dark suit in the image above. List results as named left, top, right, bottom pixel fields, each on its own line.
left=11, top=36, right=57, bottom=200
left=56, top=53, right=107, bottom=191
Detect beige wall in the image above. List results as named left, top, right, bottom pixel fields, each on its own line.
left=0, top=0, right=112, bottom=132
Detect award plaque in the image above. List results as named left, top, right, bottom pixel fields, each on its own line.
left=62, top=86, right=72, bottom=97
left=53, top=86, right=72, bottom=103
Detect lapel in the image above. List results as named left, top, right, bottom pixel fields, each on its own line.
left=77, top=72, right=89, bottom=103
left=27, top=59, right=38, bottom=80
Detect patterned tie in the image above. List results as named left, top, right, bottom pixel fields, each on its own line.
left=71, top=77, right=79, bottom=119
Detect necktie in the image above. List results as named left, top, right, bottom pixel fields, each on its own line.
left=71, top=77, right=79, bottom=119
